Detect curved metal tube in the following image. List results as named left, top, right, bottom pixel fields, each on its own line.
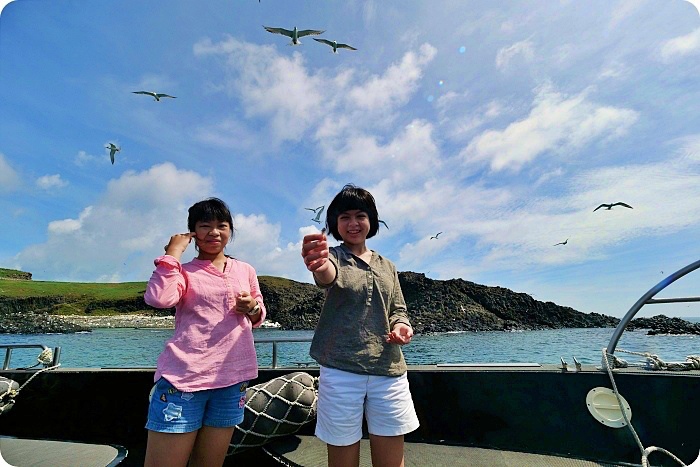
left=606, top=258, right=700, bottom=355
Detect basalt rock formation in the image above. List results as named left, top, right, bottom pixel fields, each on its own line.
left=2, top=270, right=699, bottom=335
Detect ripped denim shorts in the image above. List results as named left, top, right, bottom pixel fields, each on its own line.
left=145, top=377, right=249, bottom=433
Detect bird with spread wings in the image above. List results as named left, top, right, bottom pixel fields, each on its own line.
left=263, top=26, right=325, bottom=45
left=132, top=91, right=176, bottom=101
left=313, top=38, right=357, bottom=53
left=593, top=202, right=633, bottom=212
left=305, top=206, right=325, bottom=223
left=105, top=143, right=120, bottom=165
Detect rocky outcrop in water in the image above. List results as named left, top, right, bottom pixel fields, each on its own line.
left=627, top=315, right=700, bottom=335
left=3, top=271, right=697, bottom=335
left=258, top=272, right=620, bottom=334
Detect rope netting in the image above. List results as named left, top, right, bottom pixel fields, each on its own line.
left=228, top=371, right=318, bottom=455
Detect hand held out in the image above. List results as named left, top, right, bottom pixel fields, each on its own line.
left=301, top=231, right=330, bottom=272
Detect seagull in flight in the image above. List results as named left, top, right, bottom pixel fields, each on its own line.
left=379, top=220, right=389, bottom=229
left=313, top=38, right=357, bottom=53
left=132, top=91, right=176, bottom=101
left=593, top=202, right=633, bottom=212
left=306, top=205, right=325, bottom=223
left=105, top=143, right=120, bottom=165
left=554, top=238, right=568, bottom=246
left=430, top=232, right=442, bottom=240
left=263, top=26, right=325, bottom=45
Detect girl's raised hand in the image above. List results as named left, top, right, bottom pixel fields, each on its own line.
left=163, top=232, right=195, bottom=259
left=301, top=231, right=329, bottom=272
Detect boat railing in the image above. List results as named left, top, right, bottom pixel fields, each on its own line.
left=0, top=344, right=61, bottom=370
left=254, top=336, right=314, bottom=369
left=606, top=258, right=700, bottom=356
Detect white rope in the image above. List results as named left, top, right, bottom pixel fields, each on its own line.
left=1, top=349, right=61, bottom=411
left=602, top=349, right=686, bottom=467
left=611, top=348, right=700, bottom=371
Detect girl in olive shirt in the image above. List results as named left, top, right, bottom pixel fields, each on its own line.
left=301, top=184, right=419, bottom=467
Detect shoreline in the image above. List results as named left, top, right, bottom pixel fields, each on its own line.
left=59, top=314, right=283, bottom=330
left=60, top=315, right=175, bottom=329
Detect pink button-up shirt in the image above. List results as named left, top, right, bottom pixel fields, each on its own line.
left=144, top=255, right=266, bottom=391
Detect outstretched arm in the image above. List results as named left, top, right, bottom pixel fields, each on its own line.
left=301, top=231, right=336, bottom=286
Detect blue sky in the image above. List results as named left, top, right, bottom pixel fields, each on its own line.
left=1, top=0, right=700, bottom=318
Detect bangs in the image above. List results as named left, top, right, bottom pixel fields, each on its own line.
left=187, top=198, right=233, bottom=232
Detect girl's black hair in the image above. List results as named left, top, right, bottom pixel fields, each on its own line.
left=187, top=197, right=234, bottom=240
left=326, top=184, right=380, bottom=241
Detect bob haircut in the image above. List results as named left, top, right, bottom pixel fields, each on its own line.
left=187, top=197, right=235, bottom=242
left=326, top=184, right=380, bottom=241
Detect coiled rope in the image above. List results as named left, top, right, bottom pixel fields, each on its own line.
left=602, top=348, right=688, bottom=467
left=0, top=348, right=60, bottom=415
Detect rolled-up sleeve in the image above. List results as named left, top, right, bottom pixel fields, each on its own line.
left=248, top=269, right=267, bottom=328
left=144, top=255, right=187, bottom=308
left=388, top=267, right=411, bottom=330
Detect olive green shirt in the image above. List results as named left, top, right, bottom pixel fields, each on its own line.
left=309, top=244, right=412, bottom=376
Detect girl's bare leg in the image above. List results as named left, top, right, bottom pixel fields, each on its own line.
left=188, top=426, right=236, bottom=467
left=144, top=430, right=197, bottom=467
left=369, top=434, right=405, bottom=467
left=328, top=441, right=361, bottom=467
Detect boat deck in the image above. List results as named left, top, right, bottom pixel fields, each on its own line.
left=262, top=435, right=631, bottom=467
left=0, top=437, right=127, bottom=467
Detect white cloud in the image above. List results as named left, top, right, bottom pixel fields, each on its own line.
left=0, top=153, right=20, bottom=192
left=13, top=163, right=213, bottom=282
left=36, top=174, right=68, bottom=190
left=11, top=162, right=315, bottom=284
left=194, top=36, right=326, bottom=142
left=347, top=43, right=437, bottom=111
left=461, top=85, right=638, bottom=171
left=48, top=206, right=92, bottom=234
left=659, top=27, right=700, bottom=61
left=495, top=39, right=535, bottom=70
left=320, top=119, right=440, bottom=185
left=394, top=144, right=700, bottom=276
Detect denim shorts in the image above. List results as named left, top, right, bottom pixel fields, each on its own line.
left=145, top=378, right=249, bottom=433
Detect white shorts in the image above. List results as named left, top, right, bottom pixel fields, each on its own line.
left=315, top=366, right=420, bottom=446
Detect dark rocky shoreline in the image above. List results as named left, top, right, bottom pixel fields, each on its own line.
left=1, top=271, right=698, bottom=335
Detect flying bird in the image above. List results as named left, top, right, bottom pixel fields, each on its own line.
left=307, top=205, right=325, bottom=223
left=313, top=38, right=357, bottom=53
left=132, top=91, right=176, bottom=101
left=593, top=202, right=633, bottom=212
left=263, top=26, right=325, bottom=45
left=105, top=143, right=120, bottom=164
left=554, top=238, right=568, bottom=246
left=379, top=220, right=389, bottom=229
left=430, top=232, right=443, bottom=240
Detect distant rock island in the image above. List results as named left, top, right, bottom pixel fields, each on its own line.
left=0, top=268, right=698, bottom=335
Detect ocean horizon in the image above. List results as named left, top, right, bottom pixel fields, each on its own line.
left=0, top=320, right=698, bottom=369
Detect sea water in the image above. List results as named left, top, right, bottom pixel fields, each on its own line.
left=0, top=323, right=698, bottom=369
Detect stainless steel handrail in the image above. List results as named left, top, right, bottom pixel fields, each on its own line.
left=254, top=337, right=313, bottom=369
left=606, top=258, right=700, bottom=355
left=0, top=344, right=62, bottom=370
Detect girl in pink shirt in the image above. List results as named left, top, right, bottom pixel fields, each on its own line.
left=143, top=197, right=266, bottom=467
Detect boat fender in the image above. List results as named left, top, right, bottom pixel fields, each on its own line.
left=228, top=372, right=318, bottom=455
left=0, top=377, right=19, bottom=415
